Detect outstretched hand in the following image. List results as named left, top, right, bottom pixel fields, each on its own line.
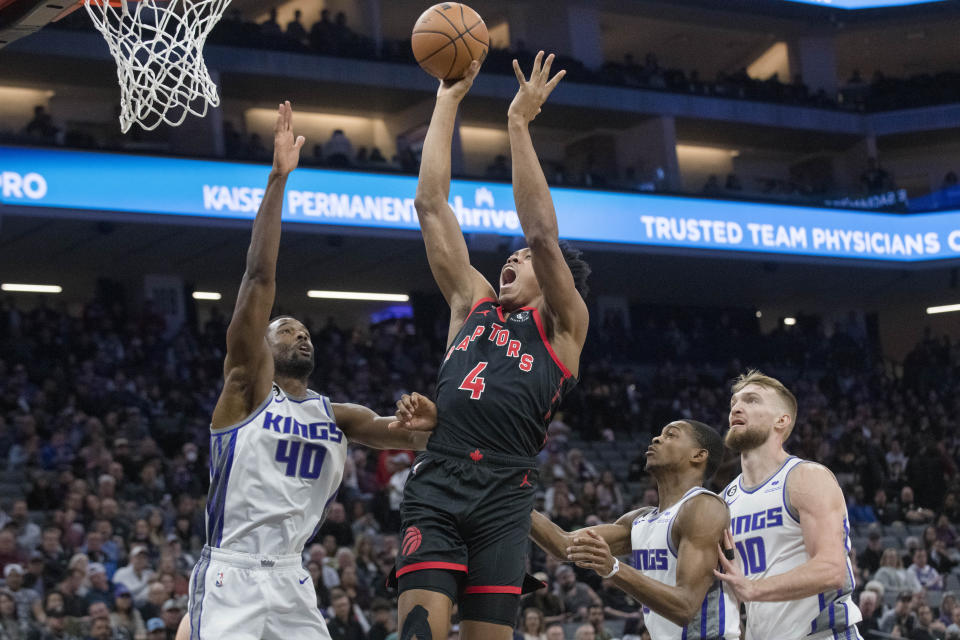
left=272, top=101, right=306, bottom=175
left=508, top=51, right=566, bottom=125
left=437, top=60, right=481, bottom=103
left=388, top=392, right=438, bottom=432
left=714, top=529, right=754, bottom=601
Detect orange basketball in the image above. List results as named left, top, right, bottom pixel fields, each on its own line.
left=411, top=3, right=489, bottom=81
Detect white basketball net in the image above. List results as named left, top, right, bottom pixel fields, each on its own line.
left=84, top=0, right=231, bottom=132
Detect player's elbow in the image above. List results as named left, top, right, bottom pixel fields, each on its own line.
left=667, top=602, right=701, bottom=627
left=414, top=193, right=444, bottom=216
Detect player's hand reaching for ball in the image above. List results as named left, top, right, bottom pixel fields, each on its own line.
left=566, top=529, right=615, bottom=577
left=272, top=101, right=306, bottom=176
left=437, top=60, right=481, bottom=103
left=508, top=51, right=566, bottom=125
left=389, top=392, right=438, bottom=432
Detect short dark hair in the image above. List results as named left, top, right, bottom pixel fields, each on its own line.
left=684, top=420, right=723, bottom=482
left=558, top=240, right=591, bottom=300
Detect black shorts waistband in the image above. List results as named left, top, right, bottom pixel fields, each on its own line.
left=425, top=441, right=537, bottom=468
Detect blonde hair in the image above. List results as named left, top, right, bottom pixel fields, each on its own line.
left=732, top=370, right=798, bottom=441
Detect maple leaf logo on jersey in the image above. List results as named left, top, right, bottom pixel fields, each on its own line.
left=469, top=448, right=484, bottom=462
left=402, top=527, right=422, bottom=556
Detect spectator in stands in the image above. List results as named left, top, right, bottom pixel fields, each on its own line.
left=323, top=130, right=354, bottom=168
left=318, top=503, right=354, bottom=549
left=587, top=604, right=614, bottom=640
left=83, top=563, right=113, bottom=609
left=860, top=157, right=893, bottom=196
left=58, top=569, right=87, bottom=617
left=900, top=487, right=935, bottom=524
left=109, top=585, right=144, bottom=640
left=847, top=485, right=877, bottom=524
left=880, top=592, right=918, bottom=635
left=145, top=618, right=164, bottom=640
left=259, top=8, right=281, bottom=38
left=112, top=547, right=153, bottom=606
left=366, top=598, right=393, bottom=640
left=326, top=590, right=364, bottom=640
left=574, top=625, right=595, bottom=640
left=545, top=623, right=565, bottom=640
left=875, top=548, right=922, bottom=594
left=25, top=106, right=58, bottom=142
left=908, top=549, right=943, bottom=591
left=565, top=449, right=598, bottom=483
left=554, top=565, right=601, bottom=621
left=309, top=9, right=334, bottom=54
left=913, top=604, right=946, bottom=640
left=940, top=593, right=958, bottom=626
left=3, top=563, right=41, bottom=622
left=520, top=572, right=565, bottom=625
left=873, top=489, right=897, bottom=525
left=160, top=600, right=182, bottom=637
left=285, top=10, right=307, bottom=44
left=9, top=502, right=40, bottom=552
left=36, top=606, right=78, bottom=640
left=368, top=148, right=386, bottom=166
left=0, top=530, right=25, bottom=574
left=519, top=606, right=547, bottom=640
left=857, top=589, right=881, bottom=637
left=0, top=589, right=35, bottom=639
left=861, top=530, right=884, bottom=577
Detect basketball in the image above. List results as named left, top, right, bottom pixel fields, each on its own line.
left=411, top=3, right=489, bottom=81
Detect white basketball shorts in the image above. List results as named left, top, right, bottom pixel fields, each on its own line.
left=187, top=545, right=331, bottom=640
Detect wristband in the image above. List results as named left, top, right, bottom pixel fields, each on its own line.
left=602, top=557, right=620, bottom=579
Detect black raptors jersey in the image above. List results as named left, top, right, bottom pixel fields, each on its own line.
left=432, top=298, right=577, bottom=458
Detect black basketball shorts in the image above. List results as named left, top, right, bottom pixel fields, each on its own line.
left=395, top=441, right=539, bottom=626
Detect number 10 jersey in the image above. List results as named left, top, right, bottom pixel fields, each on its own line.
left=205, top=384, right=347, bottom=556
left=433, top=298, right=577, bottom=459
left=723, top=457, right=861, bottom=640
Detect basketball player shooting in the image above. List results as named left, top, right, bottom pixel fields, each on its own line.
left=178, top=103, right=438, bottom=640
left=716, top=371, right=863, bottom=640
left=394, top=53, right=590, bottom=640
left=531, top=420, right=740, bottom=640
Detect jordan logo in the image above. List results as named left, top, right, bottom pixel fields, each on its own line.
left=478, top=309, right=491, bottom=316
left=469, top=448, right=483, bottom=462
left=520, top=471, right=532, bottom=487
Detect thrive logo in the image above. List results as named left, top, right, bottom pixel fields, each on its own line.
left=1, top=171, right=47, bottom=200
left=475, top=187, right=494, bottom=208
left=452, top=188, right=520, bottom=231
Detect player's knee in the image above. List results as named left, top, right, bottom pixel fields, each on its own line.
left=401, top=604, right=432, bottom=640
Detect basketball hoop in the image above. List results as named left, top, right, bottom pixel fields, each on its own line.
left=81, top=0, right=232, bottom=132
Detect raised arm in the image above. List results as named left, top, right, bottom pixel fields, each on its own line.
left=716, top=463, right=849, bottom=601
left=210, top=102, right=305, bottom=431
left=569, top=495, right=730, bottom=627
left=507, top=52, right=589, bottom=351
left=335, top=393, right=437, bottom=451
left=530, top=507, right=650, bottom=559
left=415, top=61, right=495, bottom=342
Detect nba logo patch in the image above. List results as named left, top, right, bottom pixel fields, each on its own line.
left=215, top=571, right=224, bottom=587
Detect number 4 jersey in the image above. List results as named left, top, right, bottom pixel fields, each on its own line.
left=723, top=457, right=862, bottom=640
left=433, top=298, right=577, bottom=458
left=205, top=384, right=347, bottom=555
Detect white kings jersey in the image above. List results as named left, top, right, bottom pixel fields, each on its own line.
left=631, top=487, right=740, bottom=640
left=722, top=457, right=862, bottom=640
left=204, top=384, right=348, bottom=555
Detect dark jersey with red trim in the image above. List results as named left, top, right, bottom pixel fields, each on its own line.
left=432, top=298, right=577, bottom=458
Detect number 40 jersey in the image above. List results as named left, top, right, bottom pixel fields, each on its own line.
left=723, top=457, right=862, bottom=640
left=205, top=384, right=347, bottom=555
